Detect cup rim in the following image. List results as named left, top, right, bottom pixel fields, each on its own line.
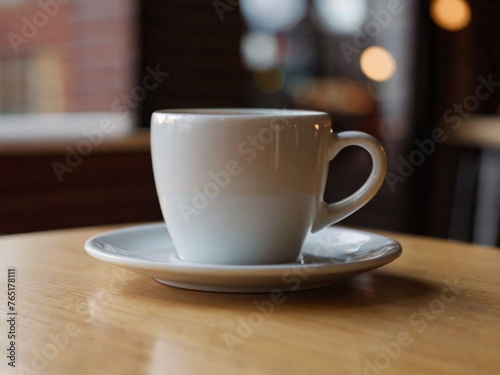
left=152, top=108, right=328, bottom=118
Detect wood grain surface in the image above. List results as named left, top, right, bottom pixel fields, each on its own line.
left=0, top=224, right=499, bottom=375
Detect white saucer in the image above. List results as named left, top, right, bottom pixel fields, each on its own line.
left=84, top=223, right=402, bottom=293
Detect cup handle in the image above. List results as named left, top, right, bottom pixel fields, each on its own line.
left=311, top=131, right=387, bottom=233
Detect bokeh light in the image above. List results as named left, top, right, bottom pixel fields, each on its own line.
left=313, top=0, right=367, bottom=34
left=253, top=69, right=285, bottom=93
left=360, top=46, right=397, bottom=82
left=241, top=32, right=280, bottom=71
left=430, top=0, right=471, bottom=31
left=240, top=0, right=307, bottom=33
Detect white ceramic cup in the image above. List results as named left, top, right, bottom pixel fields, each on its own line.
left=151, top=109, right=387, bottom=265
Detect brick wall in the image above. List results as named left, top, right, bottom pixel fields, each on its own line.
left=0, top=0, right=138, bottom=113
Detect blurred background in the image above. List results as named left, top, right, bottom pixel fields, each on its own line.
left=0, top=0, right=499, bottom=246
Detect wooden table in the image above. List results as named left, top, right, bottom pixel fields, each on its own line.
left=1, top=224, right=499, bottom=374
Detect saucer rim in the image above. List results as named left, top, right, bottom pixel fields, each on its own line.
left=84, top=223, right=402, bottom=275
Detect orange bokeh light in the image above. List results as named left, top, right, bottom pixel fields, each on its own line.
left=360, top=46, right=397, bottom=82
left=430, top=0, right=471, bottom=31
